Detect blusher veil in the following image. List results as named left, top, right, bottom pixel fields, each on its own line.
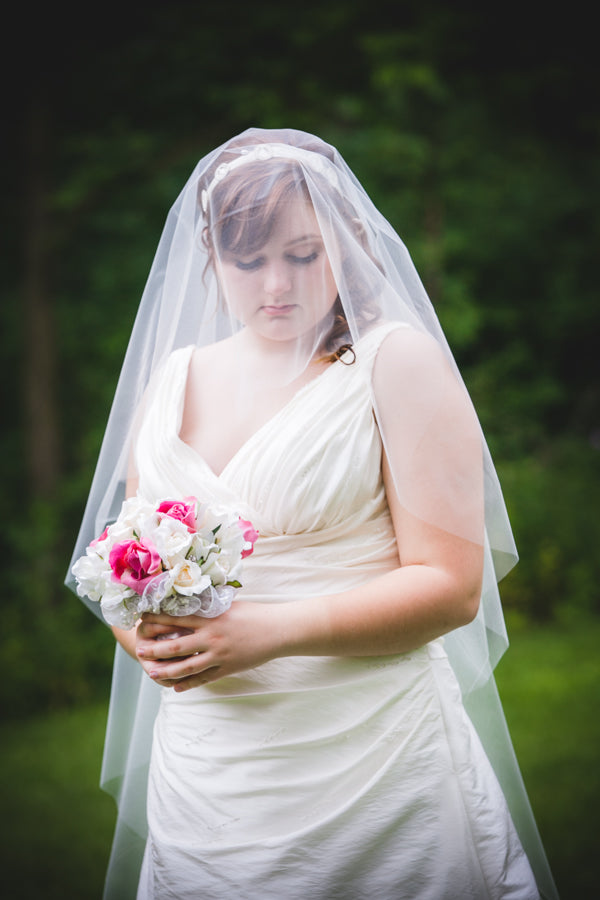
left=66, top=128, right=557, bottom=899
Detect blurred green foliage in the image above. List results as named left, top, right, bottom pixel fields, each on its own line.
left=498, top=441, right=600, bottom=622
left=1, top=0, right=598, bottom=717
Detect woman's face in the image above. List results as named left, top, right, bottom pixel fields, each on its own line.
left=216, top=200, right=338, bottom=345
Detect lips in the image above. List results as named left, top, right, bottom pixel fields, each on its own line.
left=262, top=304, right=296, bottom=316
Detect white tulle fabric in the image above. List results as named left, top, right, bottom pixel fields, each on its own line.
left=131, top=326, right=537, bottom=899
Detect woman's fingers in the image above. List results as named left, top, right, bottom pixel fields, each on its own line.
left=135, top=602, right=277, bottom=688
left=136, top=614, right=200, bottom=662
left=140, top=612, right=202, bottom=629
left=137, top=633, right=199, bottom=661
left=136, top=618, right=193, bottom=640
left=141, top=652, right=217, bottom=687
left=173, top=669, right=220, bottom=691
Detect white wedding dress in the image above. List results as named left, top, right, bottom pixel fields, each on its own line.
left=133, top=326, right=539, bottom=900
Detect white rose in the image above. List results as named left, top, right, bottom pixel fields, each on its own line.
left=72, top=552, right=110, bottom=603
left=171, top=560, right=212, bottom=596
left=104, top=496, right=154, bottom=544
left=143, top=516, right=193, bottom=566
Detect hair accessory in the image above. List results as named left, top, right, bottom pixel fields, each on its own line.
left=200, top=143, right=340, bottom=213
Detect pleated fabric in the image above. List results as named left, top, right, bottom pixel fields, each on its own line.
left=133, top=326, right=539, bottom=899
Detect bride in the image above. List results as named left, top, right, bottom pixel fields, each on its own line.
left=68, top=128, right=558, bottom=899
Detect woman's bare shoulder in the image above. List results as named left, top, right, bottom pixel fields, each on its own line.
left=373, top=324, right=450, bottom=383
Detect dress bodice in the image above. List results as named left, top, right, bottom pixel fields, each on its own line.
left=135, top=326, right=397, bottom=538
left=134, top=327, right=403, bottom=612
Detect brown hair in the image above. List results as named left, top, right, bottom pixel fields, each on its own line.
left=200, top=143, right=381, bottom=363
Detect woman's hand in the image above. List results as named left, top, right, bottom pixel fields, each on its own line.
left=135, top=602, right=283, bottom=692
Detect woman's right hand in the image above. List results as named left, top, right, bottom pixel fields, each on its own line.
left=111, top=618, right=195, bottom=664
left=133, top=602, right=289, bottom=690
left=135, top=617, right=196, bottom=673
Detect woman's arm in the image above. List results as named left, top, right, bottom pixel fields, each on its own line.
left=113, top=538, right=478, bottom=676
left=276, top=453, right=483, bottom=657
left=112, top=623, right=138, bottom=658
left=135, top=471, right=482, bottom=689
left=135, top=329, right=485, bottom=690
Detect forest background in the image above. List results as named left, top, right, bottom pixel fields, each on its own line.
left=5, top=0, right=598, bottom=714
left=0, top=2, right=598, bottom=891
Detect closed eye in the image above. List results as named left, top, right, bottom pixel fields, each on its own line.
left=286, top=251, right=319, bottom=265
left=235, top=257, right=265, bottom=271
left=233, top=249, right=319, bottom=271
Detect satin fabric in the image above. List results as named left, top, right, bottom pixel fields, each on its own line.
left=134, top=326, right=538, bottom=899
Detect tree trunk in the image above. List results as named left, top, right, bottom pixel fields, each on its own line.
left=23, top=98, right=60, bottom=501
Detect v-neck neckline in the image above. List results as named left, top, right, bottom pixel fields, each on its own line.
left=174, top=345, right=348, bottom=480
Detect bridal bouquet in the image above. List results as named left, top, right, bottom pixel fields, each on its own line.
left=71, top=495, right=258, bottom=629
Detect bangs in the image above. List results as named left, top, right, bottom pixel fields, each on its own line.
left=209, top=161, right=311, bottom=258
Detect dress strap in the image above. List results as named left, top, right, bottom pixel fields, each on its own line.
left=354, top=322, right=411, bottom=372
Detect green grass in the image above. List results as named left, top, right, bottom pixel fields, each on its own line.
left=0, top=701, right=116, bottom=900
left=495, top=616, right=600, bottom=899
left=1, top=619, right=598, bottom=899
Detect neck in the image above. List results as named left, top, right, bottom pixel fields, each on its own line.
left=234, top=327, right=326, bottom=385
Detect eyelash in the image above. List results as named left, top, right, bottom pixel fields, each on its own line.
left=235, top=251, right=319, bottom=271
left=291, top=251, right=319, bottom=265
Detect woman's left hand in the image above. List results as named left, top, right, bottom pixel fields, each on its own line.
left=135, top=601, right=284, bottom=691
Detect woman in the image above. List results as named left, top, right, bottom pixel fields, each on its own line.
left=68, top=128, right=558, bottom=899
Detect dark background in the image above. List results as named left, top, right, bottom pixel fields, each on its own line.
left=2, top=0, right=598, bottom=730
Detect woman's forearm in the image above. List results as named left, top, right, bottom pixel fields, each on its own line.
left=112, top=624, right=138, bottom=659
left=272, top=559, right=481, bottom=660
left=134, top=555, right=481, bottom=692
left=130, top=502, right=483, bottom=689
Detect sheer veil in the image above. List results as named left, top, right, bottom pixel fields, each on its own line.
left=66, top=128, right=557, bottom=899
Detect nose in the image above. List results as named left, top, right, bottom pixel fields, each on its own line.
left=263, top=261, right=292, bottom=298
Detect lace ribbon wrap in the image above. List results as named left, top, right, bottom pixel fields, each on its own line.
left=138, top=579, right=235, bottom=621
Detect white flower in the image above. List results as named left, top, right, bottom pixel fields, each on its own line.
left=143, top=516, right=194, bottom=566
left=104, top=496, right=154, bottom=544
left=201, top=546, right=242, bottom=586
left=119, top=495, right=155, bottom=526
left=72, top=552, right=110, bottom=603
left=170, top=559, right=212, bottom=596
left=189, top=532, right=219, bottom=564
left=196, top=503, right=239, bottom=539
left=215, top=517, right=246, bottom=553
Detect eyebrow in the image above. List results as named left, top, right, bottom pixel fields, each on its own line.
left=284, top=233, right=322, bottom=248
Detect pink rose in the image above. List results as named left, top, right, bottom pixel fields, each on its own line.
left=239, top=517, right=259, bottom=558
left=109, top=539, right=163, bottom=594
left=157, top=497, right=198, bottom=533
left=89, top=525, right=109, bottom=549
